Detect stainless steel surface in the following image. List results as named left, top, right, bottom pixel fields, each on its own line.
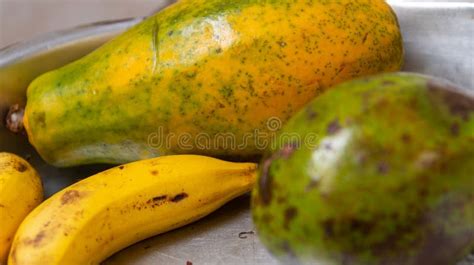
left=389, top=0, right=474, bottom=90
left=0, top=1, right=473, bottom=264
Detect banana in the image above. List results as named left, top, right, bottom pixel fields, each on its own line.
left=9, top=155, right=257, bottom=265
left=0, top=153, right=43, bottom=264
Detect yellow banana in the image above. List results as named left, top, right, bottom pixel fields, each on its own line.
left=9, top=155, right=257, bottom=265
left=0, top=152, right=43, bottom=264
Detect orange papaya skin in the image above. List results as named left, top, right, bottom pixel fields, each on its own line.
left=24, top=0, right=403, bottom=167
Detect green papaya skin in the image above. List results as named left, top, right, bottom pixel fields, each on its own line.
left=23, top=0, right=403, bottom=167
left=252, top=73, right=474, bottom=265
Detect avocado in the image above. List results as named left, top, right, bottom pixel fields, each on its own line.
left=252, top=73, right=474, bottom=265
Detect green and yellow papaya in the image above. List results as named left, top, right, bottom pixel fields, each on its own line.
left=24, top=0, right=403, bottom=167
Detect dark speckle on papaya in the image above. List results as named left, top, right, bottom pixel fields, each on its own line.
left=350, top=219, right=374, bottom=234
left=170, top=193, right=188, bottom=203
left=219, top=86, right=234, bottom=100
left=327, top=119, right=341, bottom=135
left=362, top=33, right=369, bottom=43
left=259, top=157, right=274, bottom=205
left=61, top=190, right=82, bottom=205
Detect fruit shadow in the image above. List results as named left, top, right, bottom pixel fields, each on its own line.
left=0, top=128, right=112, bottom=197
left=103, top=194, right=260, bottom=265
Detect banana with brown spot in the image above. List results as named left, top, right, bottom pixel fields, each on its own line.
left=0, top=153, right=43, bottom=264
left=9, top=155, right=256, bottom=265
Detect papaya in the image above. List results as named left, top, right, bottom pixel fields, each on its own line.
left=252, top=73, right=474, bottom=264
left=23, top=0, right=403, bottom=167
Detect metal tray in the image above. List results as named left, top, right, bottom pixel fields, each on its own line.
left=0, top=1, right=473, bottom=264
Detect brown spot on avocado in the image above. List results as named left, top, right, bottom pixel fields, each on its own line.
left=261, top=214, right=273, bottom=224
left=322, top=219, right=335, bottom=238
left=327, top=119, right=341, bottom=135
left=450, top=123, right=460, bottom=136
left=428, top=80, right=474, bottom=121
left=305, top=180, right=319, bottom=192
left=418, top=188, right=429, bottom=197
left=377, top=161, right=390, bottom=175
left=61, top=190, right=82, bottom=205
left=276, top=196, right=287, bottom=204
left=306, top=108, right=318, bottom=120
left=401, top=133, right=411, bottom=143
left=284, top=207, right=298, bottom=229
left=170, top=193, right=188, bottom=202
left=382, top=81, right=396, bottom=86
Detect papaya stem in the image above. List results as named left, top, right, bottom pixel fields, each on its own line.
left=6, top=104, right=25, bottom=134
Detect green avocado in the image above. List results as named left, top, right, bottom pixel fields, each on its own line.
left=252, top=73, right=474, bottom=265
